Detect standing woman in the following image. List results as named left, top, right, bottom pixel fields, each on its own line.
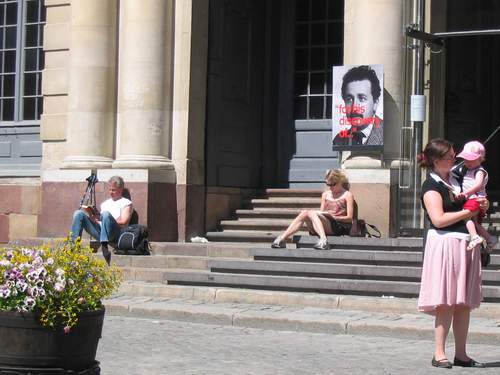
left=418, top=139, right=487, bottom=369
left=271, top=169, right=354, bottom=250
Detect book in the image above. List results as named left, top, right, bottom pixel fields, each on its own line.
left=80, top=205, right=99, bottom=217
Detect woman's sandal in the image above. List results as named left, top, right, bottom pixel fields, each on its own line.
left=453, top=357, right=485, bottom=368
left=431, top=357, right=452, bottom=369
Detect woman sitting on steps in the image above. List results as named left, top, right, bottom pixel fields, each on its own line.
left=271, top=169, right=355, bottom=250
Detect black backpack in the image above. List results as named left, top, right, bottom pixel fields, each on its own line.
left=115, top=224, right=151, bottom=255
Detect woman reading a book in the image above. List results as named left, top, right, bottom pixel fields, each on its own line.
left=271, top=169, right=355, bottom=250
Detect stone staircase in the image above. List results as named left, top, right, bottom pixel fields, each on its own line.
left=206, top=189, right=321, bottom=243
left=206, top=188, right=500, bottom=242
left=112, top=238, right=500, bottom=302
left=109, top=188, right=500, bottom=301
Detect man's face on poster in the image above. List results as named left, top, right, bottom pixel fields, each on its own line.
left=342, top=79, right=378, bottom=130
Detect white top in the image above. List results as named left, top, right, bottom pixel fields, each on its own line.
left=462, top=167, right=488, bottom=198
left=100, top=197, right=132, bottom=220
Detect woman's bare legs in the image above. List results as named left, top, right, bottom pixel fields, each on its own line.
left=277, top=210, right=331, bottom=241
left=308, top=211, right=331, bottom=240
left=434, top=305, right=453, bottom=361
left=453, top=305, right=471, bottom=361
left=279, top=210, right=311, bottom=240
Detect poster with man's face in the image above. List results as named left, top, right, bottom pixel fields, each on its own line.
left=332, top=64, right=384, bottom=151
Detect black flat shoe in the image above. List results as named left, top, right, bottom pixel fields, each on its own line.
left=432, top=357, right=452, bottom=369
left=453, top=357, right=485, bottom=368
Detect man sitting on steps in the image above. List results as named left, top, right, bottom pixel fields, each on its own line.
left=70, top=175, right=133, bottom=265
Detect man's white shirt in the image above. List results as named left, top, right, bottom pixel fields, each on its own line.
left=100, top=197, right=132, bottom=220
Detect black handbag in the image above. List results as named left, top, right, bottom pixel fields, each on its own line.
left=481, top=247, right=491, bottom=267
left=350, top=219, right=381, bottom=238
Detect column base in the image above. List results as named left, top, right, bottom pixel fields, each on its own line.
left=63, top=156, right=114, bottom=169
left=112, top=156, right=174, bottom=169
left=342, top=156, right=382, bottom=169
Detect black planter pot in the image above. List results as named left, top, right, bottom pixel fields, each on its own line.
left=0, top=308, right=104, bottom=371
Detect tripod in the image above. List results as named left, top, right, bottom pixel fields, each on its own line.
left=79, top=173, right=98, bottom=215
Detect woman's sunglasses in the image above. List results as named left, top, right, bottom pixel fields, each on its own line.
left=326, top=182, right=337, bottom=187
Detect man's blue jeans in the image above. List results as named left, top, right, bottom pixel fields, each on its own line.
left=70, top=210, right=122, bottom=243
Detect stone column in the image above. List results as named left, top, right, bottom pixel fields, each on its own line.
left=63, top=0, right=117, bottom=169
left=343, top=0, right=404, bottom=168
left=172, top=0, right=209, bottom=240
left=113, top=0, right=174, bottom=169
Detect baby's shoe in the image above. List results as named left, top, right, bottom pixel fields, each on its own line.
left=271, top=236, right=286, bottom=249
left=467, top=235, right=486, bottom=250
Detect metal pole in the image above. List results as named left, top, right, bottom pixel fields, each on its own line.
left=411, top=0, right=425, bottom=228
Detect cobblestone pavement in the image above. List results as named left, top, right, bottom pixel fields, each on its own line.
left=97, top=316, right=500, bottom=375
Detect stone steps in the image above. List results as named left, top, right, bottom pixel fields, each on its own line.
left=264, top=189, right=322, bottom=197
left=248, top=197, right=320, bottom=208
left=235, top=208, right=306, bottom=219
left=206, top=230, right=305, bottom=243
left=163, top=269, right=500, bottom=301
left=208, top=188, right=500, bottom=244
left=220, top=218, right=307, bottom=231
left=113, top=237, right=500, bottom=302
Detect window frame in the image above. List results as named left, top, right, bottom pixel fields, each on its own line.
left=0, top=0, right=45, bottom=126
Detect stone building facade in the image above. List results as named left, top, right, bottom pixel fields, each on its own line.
left=0, top=0, right=498, bottom=242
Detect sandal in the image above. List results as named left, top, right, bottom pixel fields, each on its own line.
left=467, top=235, right=486, bottom=250
left=431, top=357, right=452, bottom=369
left=453, top=357, right=485, bottom=368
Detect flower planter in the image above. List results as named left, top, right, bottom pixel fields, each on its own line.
left=0, top=308, right=104, bottom=371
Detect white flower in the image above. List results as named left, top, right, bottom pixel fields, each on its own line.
left=37, top=287, right=46, bottom=299
left=55, top=268, right=65, bottom=277
left=23, top=297, right=36, bottom=309
left=33, top=256, right=43, bottom=267
left=36, top=267, right=47, bottom=278
left=54, top=282, right=65, bottom=292
left=46, top=258, right=54, bottom=265
left=0, top=259, right=10, bottom=267
left=67, top=278, right=74, bottom=285
left=26, top=270, right=39, bottom=283
left=16, top=280, right=28, bottom=292
left=21, top=248, right=33, bottom=257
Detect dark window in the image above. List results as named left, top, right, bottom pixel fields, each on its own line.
left=0, top=0, right=45, bottom=122
left=293, top=0, right=343, bottom=120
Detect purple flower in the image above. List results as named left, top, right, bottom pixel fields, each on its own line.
left=16, top=280, right=28, bottom=292
left=21, top=248, right=33, bottom=257
left=63, top=326, right=71, bottom=334
left=26, top=270, right=39, bottom=283
left=0, top=287, right=11, bottom=299
left=33, top=257, right=43, bottom=267
left=23, top=297, right=36, bottom=310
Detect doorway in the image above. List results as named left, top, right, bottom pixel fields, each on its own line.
left=442, top=3, right=500, bottom=195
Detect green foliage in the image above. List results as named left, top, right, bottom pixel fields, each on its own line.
left=0, top=237, right=122, bottom=331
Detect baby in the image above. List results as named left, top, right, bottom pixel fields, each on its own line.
left=454, top=141, right=498, bottom=250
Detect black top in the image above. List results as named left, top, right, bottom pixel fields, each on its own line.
left=421, top=177, right=467, bottom=233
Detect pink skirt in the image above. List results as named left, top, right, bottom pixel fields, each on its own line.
left=418, top=232, right=482, bottom=314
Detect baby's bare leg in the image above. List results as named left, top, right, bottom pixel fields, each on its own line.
left=466, top=219, right=478, bottom=238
